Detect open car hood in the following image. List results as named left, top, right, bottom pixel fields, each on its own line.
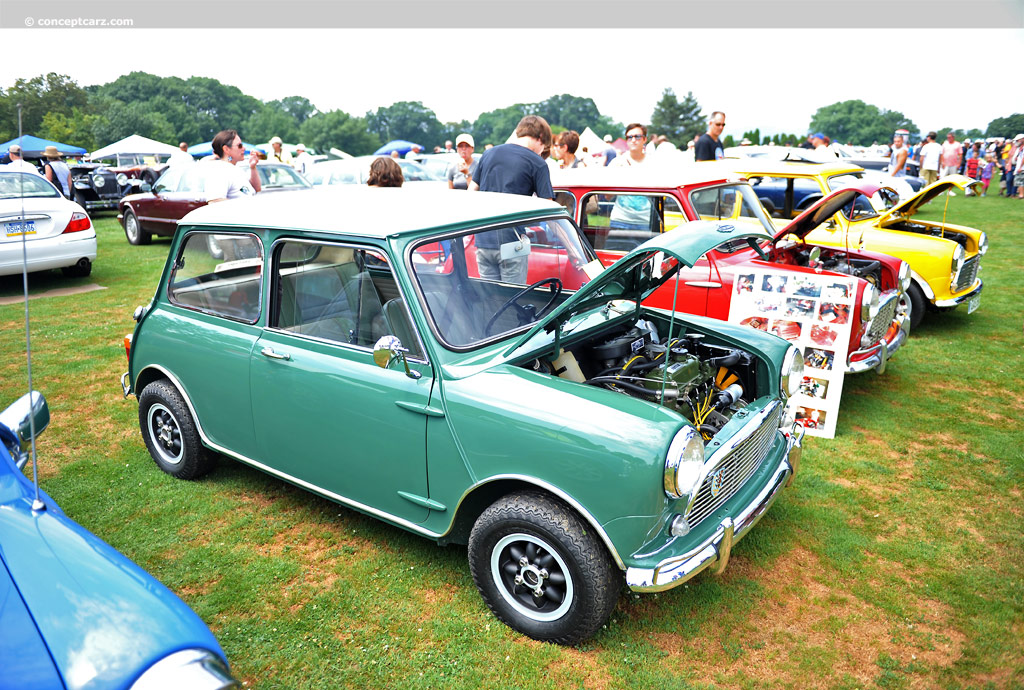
left=878, top=174, right=979, bottom=221
left=775, top=182, right=890, bottom=241
left=509, top=220, right=772, bottom=352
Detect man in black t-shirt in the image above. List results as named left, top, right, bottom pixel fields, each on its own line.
left=469, top=115, right=553, bottom=283
left=694, top=111, right=726, bottom=162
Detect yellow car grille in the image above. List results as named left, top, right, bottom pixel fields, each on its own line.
left=954, top=254, right=980, bottom=293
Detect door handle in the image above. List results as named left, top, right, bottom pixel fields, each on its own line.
left=683, top=281, right=723, bottom=289
left=260, top=347, right=291, bottom=361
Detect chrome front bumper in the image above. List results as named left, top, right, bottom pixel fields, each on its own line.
left=934, top=280, right=983, bottom=308
left=846, top=308, right=910, bottom=375
left=626, top=423, right=803, bottom=593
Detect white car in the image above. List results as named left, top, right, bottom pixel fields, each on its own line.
left=0, top=171, right=96, bottom=278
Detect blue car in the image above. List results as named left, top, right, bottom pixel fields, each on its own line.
left=0, top=392, right=238, bottom=690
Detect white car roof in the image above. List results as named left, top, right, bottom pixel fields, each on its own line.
left=549, top=163, right=744, bottom=189
left=180, top=185, right=564, bottom=238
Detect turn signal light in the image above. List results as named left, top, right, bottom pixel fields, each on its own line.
left=62, top=212, right=91, bottom=234
left=123, top=334, right=132, bottom=361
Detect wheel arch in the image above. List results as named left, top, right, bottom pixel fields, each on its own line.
left=443, top=475, right=626, bottom=571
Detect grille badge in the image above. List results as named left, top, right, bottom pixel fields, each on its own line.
left=709, top=469, right=724, bottom=498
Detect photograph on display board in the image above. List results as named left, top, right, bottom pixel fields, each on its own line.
left=740, top=316, right=769, bottom=331
left=784, top=298, right=816, bottom=318
left=810, top=323, right=840, bottom=347
left=737, top=273, right=754, bottom=293
left=800, top=376, right=830, bottom=400
left=804, top=348, right=835, bottom=371
left=755, top=296, right=781, bottom=313
left=761, top=274, right=788, bottom=293
left=823, top=282, right=850, bottom=300
left=791, top=277, right=822, bottom=298
left=771, top=319, right=802, bottom=340
left=818, top=302, right=850, bottom=324
left=796, top=406, right=827, bottom=430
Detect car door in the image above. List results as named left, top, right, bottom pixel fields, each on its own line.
left=156, top=167, right=207, bottom=234
left=249, top=239, right=435, bottom=525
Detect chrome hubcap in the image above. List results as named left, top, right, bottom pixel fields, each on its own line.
left=147, top=403, right=183, bottom=465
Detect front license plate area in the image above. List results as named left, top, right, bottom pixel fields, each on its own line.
left=967, top=295, right=980, bottom=314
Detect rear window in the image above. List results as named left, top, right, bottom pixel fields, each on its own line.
left=167, top=232, right=264, bottom=323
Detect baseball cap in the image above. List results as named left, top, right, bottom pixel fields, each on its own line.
left=455, top=133, right=475, bottom=148
left=269, top=136, right=283, bottom=145
left=9, top=144, right=21, bottom=154
left=1015, top=133, right=1024, bottom=141
left=812, top=132, right=826, bottom=140
left=603, top=134, right=613, bottom=143
left=296, top=143, right=305, bottom=151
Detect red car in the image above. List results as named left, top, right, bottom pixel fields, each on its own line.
left=553, top=168, right=911, bottom=374
left=117, top=162, right=311, bottom=245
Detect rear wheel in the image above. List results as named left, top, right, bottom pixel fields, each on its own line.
left=906, top=282, right=927, bottom=331
left=468, top=492, right=621, bottom=645
left=123, top=209, right=151, bottom=246
left=139, top=380, right=213, bottom=479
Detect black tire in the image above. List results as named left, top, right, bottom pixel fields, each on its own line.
left=906, top=282, right=927, bottom=331
left=61, top=260, right=92, bottom=278
left=123, top=209, right=151, bottom=246
left=138, top=380, right=213, bottom=479
left=468, top=492, right=621, bottom=645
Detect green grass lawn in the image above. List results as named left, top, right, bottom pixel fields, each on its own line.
left=1, top=196, right=1022, bottom=689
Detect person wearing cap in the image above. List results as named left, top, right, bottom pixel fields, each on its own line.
left=267, top=136, right=292, bottom=166
left=293, top=143, right=313, bottom=176
left=443, top=140, right=454, bottom=154
left=2, top=144, right=41, bottom=174
left=694, top=112, right=726, bottom=162
left=601, top=133, right=618, bottom=166
left=405, top=144, right=423, bottom=160
left=42, top=146, right=71, bottom=197
left=447, top=134, right=478, bottom=190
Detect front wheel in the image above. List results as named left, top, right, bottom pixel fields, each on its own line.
left=138, top=380, right=213, bottom=479
left=123, top=209, right=151, bottom=246
left=906, top=282, right=927, bottom=331
left=468, top=492, right=621, bottom=645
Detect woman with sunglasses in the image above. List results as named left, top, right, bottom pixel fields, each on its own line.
left=611, top=123, right=649, bottom=167
left=206, top=129, right=262, bottom=201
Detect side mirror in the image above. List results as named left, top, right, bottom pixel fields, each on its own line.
left=140, top=183, right=152, bottom=193
left=0, top=391, right=50, bottom=470
left=808, top=246, right=821, bottom=264
left=373, top=335, right=421, bottom=380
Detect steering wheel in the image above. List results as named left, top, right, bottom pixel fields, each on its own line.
left=484, top=278, right=563, bottom=336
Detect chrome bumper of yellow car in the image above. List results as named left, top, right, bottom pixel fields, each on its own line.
left=626, top=423, right=802, bottom=592
left=934, top=279, right=983, bottom=308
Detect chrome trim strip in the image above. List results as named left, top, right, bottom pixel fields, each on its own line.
left=909, top=271, right=934, bottom=300
left=626, top=434, right=794, bottom=592
left=934, top=279, right=983, bottom=308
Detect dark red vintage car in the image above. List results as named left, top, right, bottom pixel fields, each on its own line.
left=552, top=168, right=911, bottom=374
left=117, top=162, right=311, bottom=245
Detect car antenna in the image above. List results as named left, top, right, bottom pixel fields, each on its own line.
left=14, top=105, right=45, bottom=512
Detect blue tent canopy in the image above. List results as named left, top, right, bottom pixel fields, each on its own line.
left=0, top=135, right=87, bottom=157
left=373, top=140, right=424, bottom=156
left=186, top=141, right=258, bottom=158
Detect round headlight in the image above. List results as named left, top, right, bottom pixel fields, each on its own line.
left=129, top=649, right=236, bottom=690
left=977, top=232, right=988, bottom=256
left=898, top=261, right=911, bottom=293
left=116, top=172, right=129, bottom=186
left=91, top=173, right=105, bottom=188
left=951, top=244, right=965, bottom=278
left=780, top=345, right=803, bottom=399
left=860, top=283, right=879, bottom=322
left=664, top=427, right=704, bottom=500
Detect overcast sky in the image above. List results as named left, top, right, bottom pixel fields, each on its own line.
left=3, top=28, right=1022, bottom=141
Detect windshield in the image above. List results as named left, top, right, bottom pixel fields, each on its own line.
left=258, top=164, right=311, bottom=189
left=687, top=183, right=775, bottom=251
left=410, top=217, right=599, bottom=349
left=826, top=173, right=880, bottom=220
left=0, top=172, right=60, bottom=199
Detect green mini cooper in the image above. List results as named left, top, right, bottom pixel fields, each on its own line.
left=122, top=186, right=804, bottom=644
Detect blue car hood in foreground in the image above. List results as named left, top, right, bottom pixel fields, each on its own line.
left=0, top=443, right=226, bottom=690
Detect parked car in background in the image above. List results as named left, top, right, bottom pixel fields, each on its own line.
left=118, top=161, right=312, bottom=245
left=1, top=391, right=238, bottom=689
left=306, top=156, right=445, bottom=186
left=68, top=161, right=134, bottom=211
left=121, top=186, right=803, bottom=644
left=720, top=159, right=986, bottom=329
left=553, top=168, right=910, bottom=374
left=90, top=152, right=171, bottom=186
left=0, top=171, right=96, bottom=278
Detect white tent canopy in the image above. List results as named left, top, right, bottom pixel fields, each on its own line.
left=88, top=134, right=180, bottom=160
left=578, top=127, right=607, bottom=155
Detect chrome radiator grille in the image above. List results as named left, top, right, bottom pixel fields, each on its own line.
left=686, top=402, right=783, bottom=529
left=954, top=254, right=980, bottom=293
left=867, top=292, right=899, bottom=342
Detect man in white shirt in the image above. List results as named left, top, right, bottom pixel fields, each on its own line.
left=204, top=129, right=261, bottom=201
left=2, top=144, right=41, bottom=174
left=919, top=132, right=942, bottom=186
left=167, top=142, right=194, bottom=168
left=292, top=143, right=313, bottom=176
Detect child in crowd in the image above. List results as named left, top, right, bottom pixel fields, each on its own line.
left=979, top=153, right=996, bottom=197
left=964, top=142, right=982, bottom=194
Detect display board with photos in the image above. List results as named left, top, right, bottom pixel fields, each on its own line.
left=727, top=269, right=856, bottom=439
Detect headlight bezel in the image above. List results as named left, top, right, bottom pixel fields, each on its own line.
left=780, top=345, right=803, bottom=399
left=977, top=232, right=988, bottom=256
left=950, top=244, right=965, bottom=282
left=116, top=172, right=129, bottom=187
left=91, top=173, right=105, bottom=188
left=898, top=261, right=911, bottom=293
left=664, top=426, right=704, bottom=500
left=129, top=648, right=237, bottom=690
left=860, top=283, right=879, bottom=323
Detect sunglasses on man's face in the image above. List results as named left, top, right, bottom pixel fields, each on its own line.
left=626, top=134, right=645, bottom=141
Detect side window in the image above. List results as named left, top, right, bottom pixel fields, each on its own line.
left=178, top=167, right=206, bottom=195
left=579, top=193, right=682, bottom=252
left=167, top=232, right=263, bottom=322
left=273, top=242, right=423, bottom=358
left=152, top=167, right=183, bottom=194
left=553, top=191, right=576, bottom=217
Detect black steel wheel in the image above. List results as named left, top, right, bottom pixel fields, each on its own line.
left=468, top=492, right=621, bottom=645
left=138, top=380, right=212, bottom=479
left=123, top=209, right=151, bottom=246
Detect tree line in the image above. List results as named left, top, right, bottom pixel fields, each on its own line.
left=1, top=72, right=1020, bottom=156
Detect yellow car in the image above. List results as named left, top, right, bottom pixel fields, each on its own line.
left=715, top=159, right=986, bottom=329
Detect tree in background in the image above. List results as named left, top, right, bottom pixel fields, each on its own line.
left=39, top=108, right=101, bottom=150
left=299, top=110, right=380, bottom=156
left=470, top=104, right=532, bottom=146
left=91, top=100, right=176, bottom=146
left=0, top=73, right=91, bottom=143
left=649, top=89, right=704, bottom=144
left=535, top=94, right=601, bottom=134
left=366, top=101, right=444, bottom=148
left=809, top=100, right=917, bottom=146
left=986, top=113, right=1024, bottom=139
